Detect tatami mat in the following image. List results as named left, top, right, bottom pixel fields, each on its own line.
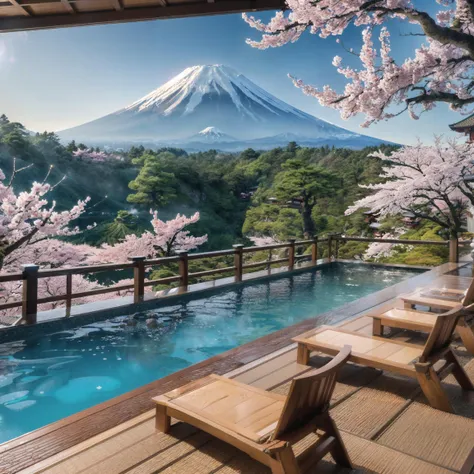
left=331, top=373, right=420, bottom=438
left=377, top=402, right=474, bottom=471
left=342, top=432, right=455, bottom=474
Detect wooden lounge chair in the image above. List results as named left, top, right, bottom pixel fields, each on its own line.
left=368, top=278, right=474, bottom=355
left=293, top=305, right=474, bottom=413
left=153, top=346, right=353, bottom=474
left=369, top=306, right=474, bottom=355
left=400, top=276, right=474, bottom=311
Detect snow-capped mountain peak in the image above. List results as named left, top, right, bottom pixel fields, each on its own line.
left=199, top=126, right=222, bottom=135
left=58, top=64, right=389, bottom=148
left=190, top=126, right=235, bottom=143
left=124, top=64, right=309, bottom=121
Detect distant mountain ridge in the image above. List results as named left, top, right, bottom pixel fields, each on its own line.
left=58, top=65, right=391, bottom=149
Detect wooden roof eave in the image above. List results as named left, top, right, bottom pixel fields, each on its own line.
left=0, top=0, right=286, bottom=33
left=449, top=113, right=474, bottom=132
left=449, top=124, right=472, bottom=132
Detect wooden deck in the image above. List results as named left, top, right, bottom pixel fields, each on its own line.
left=1, top=262, right=474, bottom=474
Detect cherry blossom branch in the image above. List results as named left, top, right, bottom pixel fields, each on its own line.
left=94, top=211, right=208, bottom=263
left=243, top=0, right=474, bottom=125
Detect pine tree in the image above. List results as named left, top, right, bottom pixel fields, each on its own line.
left=127, top=153, right=178, bottom=207
left=273, top=158, right=339, bottom=237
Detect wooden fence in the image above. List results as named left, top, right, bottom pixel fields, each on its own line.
left=330, top=234, right=469, bottom=263
left=0, top=235, right=469, bottom=325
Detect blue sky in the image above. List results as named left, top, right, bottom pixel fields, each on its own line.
left=0, top=10, right=465, bottom=145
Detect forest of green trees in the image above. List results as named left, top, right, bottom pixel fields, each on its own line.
left=0, top=114, right=455, bottom=267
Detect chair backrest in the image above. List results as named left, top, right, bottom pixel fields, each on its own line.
left=462, top=279, right=474, bottom=306
left=420, top=305, right=465, bottom=362
left=271, top=345, right=351, bottom=441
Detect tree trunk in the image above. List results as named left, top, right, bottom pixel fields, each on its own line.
left=302, top=203, right=315, bottom=239
left=449, top=227, right=460, bottom=263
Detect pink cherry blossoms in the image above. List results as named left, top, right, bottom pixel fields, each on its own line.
left=0, top=162, right=91, bottom=269
left=72, top=149, right=122, bottom=162
left=0, top=162, right=103, bottom=318
left=363, top=230, right=406, bottom=261
left=346, top=138, right=474, bottom=238
left=0, top=162, right=209, bottom=321
left=3, top=239, right=96, bottom=271
left=243, top=1, right=474, bottom=126
left=96, top=211, right=208, bottom=262
left=249, top=236, right=280, bottom=247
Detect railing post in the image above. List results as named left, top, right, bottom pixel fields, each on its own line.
left=131, top=256, right=146, bottom=303
left=327, top=234, right=333, bottom=260
left=288, top=239, right=296, bottom=271
left=334, top=234, right=341, bottom=259
left=311, top=237, right=318, bottom=265
left=327, top=233, right=342, bottom=260
left=449, top=238, right=459, bottom=263
left=177, top=251, right=189, bottom=288
left=66, top=273, right=72, bottom=317
left=233, top=244, right=244, bottom=282
left=22, top=264, right=39, bottom=325
left=267, top=248, right=272, bottom=271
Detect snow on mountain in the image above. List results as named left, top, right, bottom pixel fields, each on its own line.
left=188, top=126, right=236, bottom=143
left=58, top=65, right=389, bottom=148
left=124, top=65, right=310, bottom=121
left=199, top=126, right=225, bottom=136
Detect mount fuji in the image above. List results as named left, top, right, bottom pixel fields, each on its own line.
left=58, top=65, right=390, bottom=149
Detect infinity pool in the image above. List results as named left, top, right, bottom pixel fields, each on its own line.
left=0, top=263, right=422, bottom=442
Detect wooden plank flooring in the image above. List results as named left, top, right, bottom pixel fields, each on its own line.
left=1, top=261, right=473, bottom=474
left=20, top=335, right=474, bottom=474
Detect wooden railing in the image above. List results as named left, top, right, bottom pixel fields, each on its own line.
left=0, top=239, right=323, bottom=325
left=0, top=235, right=470, bottom=326
left=329, top=234, right=471, bottom=263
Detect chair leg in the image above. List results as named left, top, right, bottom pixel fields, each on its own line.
left=297, top=343, right=310, bottom=365
left=415, top=365, right=454, bottom=413
left=445, top=349, right=474, bottom=391
left=322, top=414, right=353, bottom=469
left=373, top=318, right=384, bottom=337
left=456, top=317, right=474, bottom=356
left=270, top=446, right=300, bottom=474
left=155, top=404, right=171, bottom=433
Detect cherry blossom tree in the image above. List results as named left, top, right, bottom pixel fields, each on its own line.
left=0, top=162, right=207, bottom=320
left=345, top=138, right=474, bottom=238
left=3, top=239, right=96, bottom=271
left=243, top=1, right=474, bottom=126
left=249, top=235, right=280, bottom=247
left=363, top=230, right=406, bottom=261
left=72, top=149, right=122, bottom=162
left=0, top=161, right=110, bottom=320
left=0, top=160, right=206, bottom=320
left=97, top=211, right=208, bottom=261
left=0, top=160, right=92, bottom=271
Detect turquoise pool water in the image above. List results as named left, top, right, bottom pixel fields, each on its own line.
left=0, top=263, right=421, bottom=442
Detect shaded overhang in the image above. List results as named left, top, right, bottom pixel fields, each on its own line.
left=449, top=113, right=474, bottom=132
left=0, top=0, right=285, bottom=33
